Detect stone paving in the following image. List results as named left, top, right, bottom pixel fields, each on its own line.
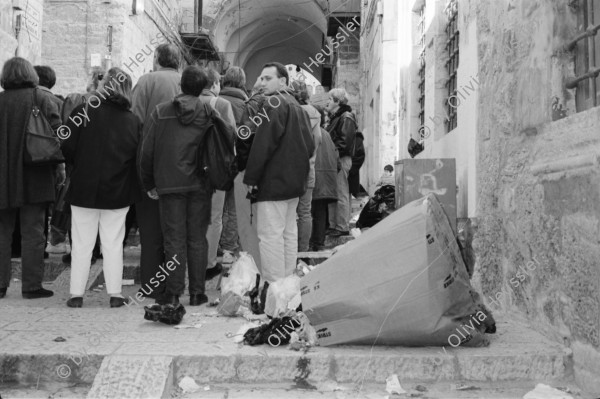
left=0, top=238, right=589, bottom=399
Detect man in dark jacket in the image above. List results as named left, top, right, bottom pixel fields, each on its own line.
left=349, top=132, right=365, bottom=197
left=139, top=66, right=212, bottom=306
left=132, top=44, right=181, bottom=301
left=243, top=62, right=314, bottom=283
left=325, top=88, right=358, bottom=237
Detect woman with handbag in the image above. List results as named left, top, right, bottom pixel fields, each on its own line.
left=61, top=67, right=141, bottom=308
left=0, top=57, right=64, bottom=300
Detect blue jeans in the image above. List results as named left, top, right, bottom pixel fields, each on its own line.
left=159, top=189, right=211, bottom=296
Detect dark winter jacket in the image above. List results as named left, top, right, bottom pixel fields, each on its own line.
left=243, top=92, right=315, bottom=202
left=313, top=127, right=338, bottom=202
left=139, top=94, right=211, bottom=195
left=220, top=87, right=248, bottom=126
left=236, top=92, right=265, bottom=171
left=62, top=96, right=142, bottom=209
left=0, top=87, right=62, bottom=209
left=349, top=132, right=365, bottom=196
left=328, top=104, right=358, bottom=158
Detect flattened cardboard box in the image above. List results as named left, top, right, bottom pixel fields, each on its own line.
left=301, top=194, right=483, bottom=347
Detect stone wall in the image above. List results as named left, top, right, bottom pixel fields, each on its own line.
left=1, top=0, right=44, bottom=78
left=43, top=0, right=180, bottom=96
left=470, top=0, right=600, bottom=394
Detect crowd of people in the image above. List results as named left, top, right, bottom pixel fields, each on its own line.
left=0, top=43, right=364, bottom=308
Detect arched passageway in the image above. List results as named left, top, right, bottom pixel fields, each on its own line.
left=203, top=0, right=329, bottom=86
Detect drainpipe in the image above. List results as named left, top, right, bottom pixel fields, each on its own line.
left=194, top=0, right=202, bottom=33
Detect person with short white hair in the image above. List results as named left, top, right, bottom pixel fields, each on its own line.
left=325, top=87, right=358, bottom=237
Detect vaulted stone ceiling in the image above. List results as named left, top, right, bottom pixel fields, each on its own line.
left=201, top=0, right=343, bottom=85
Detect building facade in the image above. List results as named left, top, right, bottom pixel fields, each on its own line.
left=360, top=0, right=600, bottom=393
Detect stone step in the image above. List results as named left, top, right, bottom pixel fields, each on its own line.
left=0, top=287, right=573, bottom=392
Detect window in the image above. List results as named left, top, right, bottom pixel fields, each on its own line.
left=417, top=3, right=426, bottom=133
left=566, top=0, right=600, bottom=112
left=445, top=0, right=459, bottom=131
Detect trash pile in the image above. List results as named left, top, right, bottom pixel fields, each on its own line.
left=216, top=252, right=319, bottom=350
left=144, top=193, right=495, bottom=351
left=301, top=193, right=495, bottom=346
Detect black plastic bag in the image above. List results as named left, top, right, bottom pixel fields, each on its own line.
left=356, top=185, right=396, bottom=228
left=143, top=303, right=186, bottom=325
left=248, top=274, right=270, bottom=315
left=243, top=316, right=301, bottom=346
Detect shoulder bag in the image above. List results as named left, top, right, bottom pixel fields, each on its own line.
left=23, top=88, right=65, bottom=166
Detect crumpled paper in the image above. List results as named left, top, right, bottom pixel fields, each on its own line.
left=178, top=376, right=200, bottom=393
left=386, top=374, right=406, bottom=395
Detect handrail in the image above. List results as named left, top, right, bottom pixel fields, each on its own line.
left=565, top=22, right=600, bottom=50
left=566, top=66, right=600, bottom=89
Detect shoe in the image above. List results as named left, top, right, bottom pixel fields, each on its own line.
left=189, top=293, right=208, bottom=306
left=0, top=287, right=6, bottom=298
left=110, top=297, right=130, bottom=308
left=156, top=294, right=179, bottom=306
left=22, top=287, right=54, bottom=299
left=205, top=264, right=223, bottom=280
left=66, top=297, right=83, bottom=308
left=328, top=229, right=349, bottom=237
left=46, top=242, right=67, bottom=254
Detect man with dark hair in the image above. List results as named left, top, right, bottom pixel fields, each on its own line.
left=132, top=43, right=182, bottom=303
left=139, top=66, right=212, bottom=306
left=199, top=69, right=236, bottom=280
left=243, top=62, right=314, bottom=283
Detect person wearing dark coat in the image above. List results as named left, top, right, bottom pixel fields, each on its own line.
left=131, top=44, right=181, bottom=302
left=325, top=88, right=358, bottom=237
left=218, top=67, right=249, bottom=264
left=138, top=66, right=212, bottom=306
left=61, top=67, right=141, bottom=308
left=348, top=131, right=365, bottom=197
left=310, top=106, right=339, bottom=251
left=243, top=62, right=315, bottom=283
left=0, top=57, right=63, bottom=300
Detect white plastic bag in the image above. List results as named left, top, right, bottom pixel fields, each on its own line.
left=220, top=252, right=259, bottom=297
left=264, top=274, right=301, bottom=318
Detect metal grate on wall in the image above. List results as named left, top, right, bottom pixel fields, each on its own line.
left=566, top=0, right=600, bottom=112
left=445, top=0, right=459, bottom=131
left=418, top=3, right=426, bottom=131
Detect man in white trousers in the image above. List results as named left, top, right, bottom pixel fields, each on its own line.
left=243, top=62, right=314, bottom=283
